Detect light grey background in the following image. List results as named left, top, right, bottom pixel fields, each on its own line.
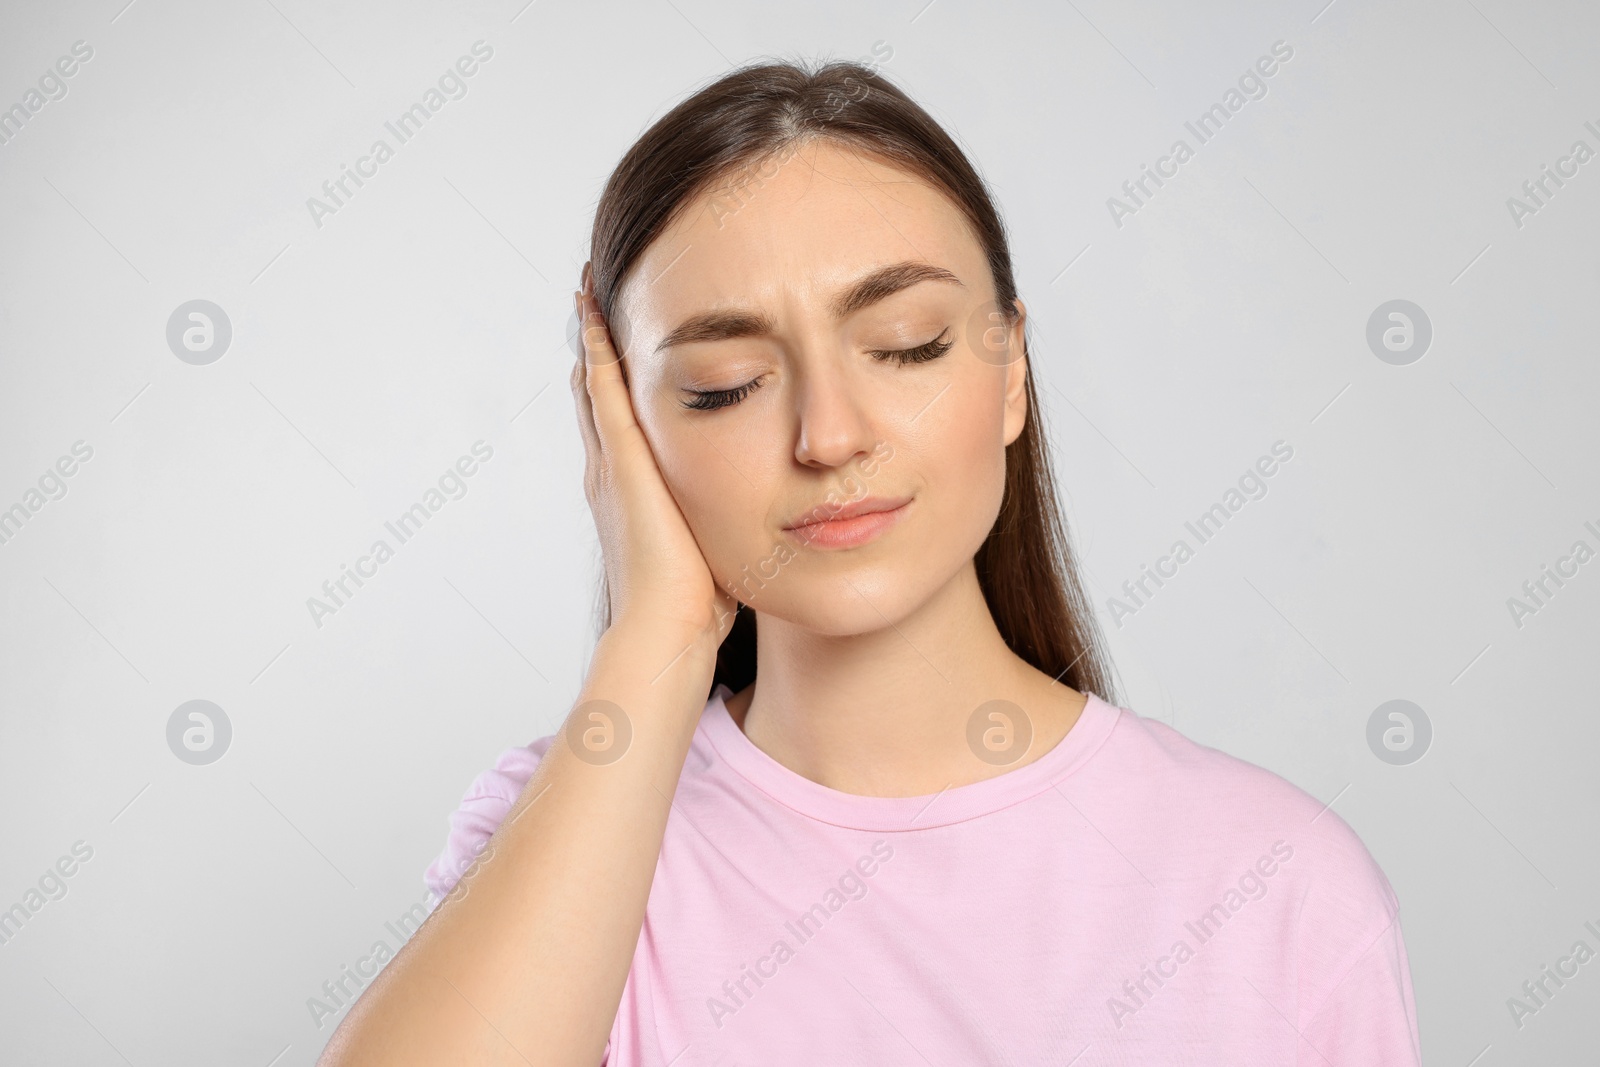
left=1, top=0, right=1596, bottom=1063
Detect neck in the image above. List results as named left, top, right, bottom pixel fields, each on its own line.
left=726, top=560, right=1086, bottom=797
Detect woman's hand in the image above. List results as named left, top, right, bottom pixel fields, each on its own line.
left=572, top=265, right=740, bottom=651
left=320, top=278, right=733, bottom=1064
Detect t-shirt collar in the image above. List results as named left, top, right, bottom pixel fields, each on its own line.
left=699, top=682, right=1122, bottom=831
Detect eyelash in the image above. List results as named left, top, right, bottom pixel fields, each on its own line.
left=681, top=330, right=955, bottom=411
left=870, top=329, right=954, bottom=365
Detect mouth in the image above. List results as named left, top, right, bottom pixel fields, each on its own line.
left=782, top=495, right=913, bottom=549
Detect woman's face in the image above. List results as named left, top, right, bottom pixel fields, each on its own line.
left=609, top=138, right=1029, bottom=635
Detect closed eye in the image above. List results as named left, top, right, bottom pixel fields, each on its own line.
left=682, top=376, right=764, bottom=411
left=870, top=329, right=954, bottom=365
left=681, top=328, right=955, bottom=411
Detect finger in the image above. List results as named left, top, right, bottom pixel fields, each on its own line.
left=579, top=264, right=632, bottom=385
left=572, top=287, right=601, bottom=438
left=579, top=271, right=621, bottom=367
left=571, top=308, right=602, bottom=488
left=578, top=290, right=641, bottom=455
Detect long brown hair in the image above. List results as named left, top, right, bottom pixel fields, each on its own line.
left=586, top=60, right=1118, bottom=706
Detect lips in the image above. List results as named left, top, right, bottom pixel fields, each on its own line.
left=783, top=494, right=913, bottom=530
left=782, top=494, right=913, bottom=549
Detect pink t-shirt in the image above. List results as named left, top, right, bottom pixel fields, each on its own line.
left=424, top=685, right=1422, bottom=1065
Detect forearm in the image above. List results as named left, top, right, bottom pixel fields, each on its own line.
left=319, top=619, right=720, bottom=1067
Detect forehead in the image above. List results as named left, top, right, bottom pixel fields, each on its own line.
left=617, top=139, right=986, bottom=331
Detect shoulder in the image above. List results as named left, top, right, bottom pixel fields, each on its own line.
left=1100, top=702, right=1405, bottom=1014
left=1107, top=706, right=1395, bottom=892
left=1096, top=701, right=1400, bottom=927
left=421, top=735, right=558, bottom=903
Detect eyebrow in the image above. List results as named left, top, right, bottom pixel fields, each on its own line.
left=654, top=261, right=965, bottom=353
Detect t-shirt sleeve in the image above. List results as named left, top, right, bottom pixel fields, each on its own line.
left=421, top=738, right=553, bottom=904
left=1288, top=811, right=1422, bottom=1066
left=1297, top=911, right=1422, bottom=1065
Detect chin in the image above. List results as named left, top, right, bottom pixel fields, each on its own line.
left=726, top=557, right=945, bottom=637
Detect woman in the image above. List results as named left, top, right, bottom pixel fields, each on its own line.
left=320, top=61, right=1421, bottom=1065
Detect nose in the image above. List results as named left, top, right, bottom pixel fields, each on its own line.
left=792, top=356, right=880, bottom=471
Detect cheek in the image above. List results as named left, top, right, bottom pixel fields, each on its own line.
left=917, top=368, right=1010, bottom=528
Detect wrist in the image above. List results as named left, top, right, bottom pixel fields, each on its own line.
left=595, top=615, right=723, bottom=684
